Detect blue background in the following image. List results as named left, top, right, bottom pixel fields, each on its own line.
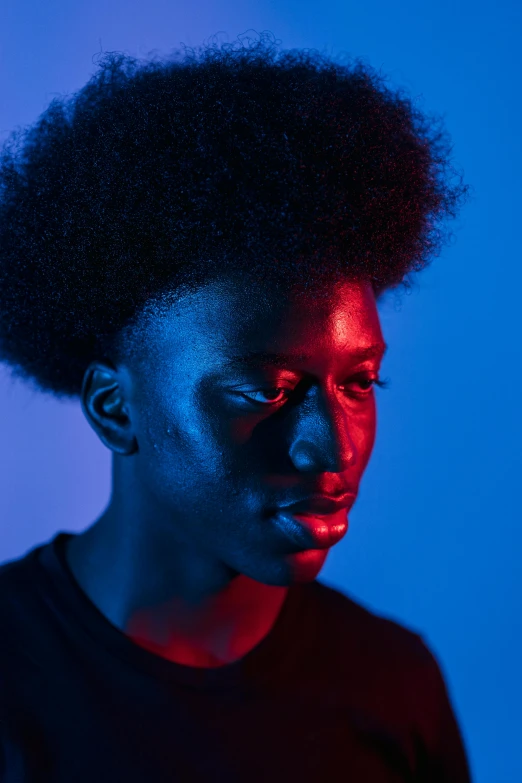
left=1, top=2, right=520, bottom=780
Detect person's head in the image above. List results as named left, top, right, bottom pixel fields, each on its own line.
left=0, top=33, right=470, bottom=583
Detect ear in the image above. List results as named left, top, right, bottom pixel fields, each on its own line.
left=80, top=362, right=138, bottom=455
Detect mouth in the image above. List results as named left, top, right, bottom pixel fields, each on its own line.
left=272, top=508, right=349, bottom=551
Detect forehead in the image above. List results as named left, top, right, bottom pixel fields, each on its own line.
left=141, top=273, right=384, bottom=371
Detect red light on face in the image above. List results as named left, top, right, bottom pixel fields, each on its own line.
left=272, top=508, right=349, bottom=550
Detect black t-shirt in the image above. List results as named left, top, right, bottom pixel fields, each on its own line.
left=0, top=532, right=472, bottom=782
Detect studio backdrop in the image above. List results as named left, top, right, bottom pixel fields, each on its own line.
left=1, top=2, right=520, bottom=781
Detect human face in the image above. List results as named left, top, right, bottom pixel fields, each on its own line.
left=116, top=273, right=387, bottom=586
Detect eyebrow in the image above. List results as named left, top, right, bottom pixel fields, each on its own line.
left=224, top=342, right=388, bottom=369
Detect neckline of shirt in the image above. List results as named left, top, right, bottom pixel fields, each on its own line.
left=34, top=530, right=308, bottom=691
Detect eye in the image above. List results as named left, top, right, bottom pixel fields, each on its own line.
left=239, top=375, right=390, bottom=406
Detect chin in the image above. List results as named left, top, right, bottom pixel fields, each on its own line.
left=284, top=547, right=330, bottom=582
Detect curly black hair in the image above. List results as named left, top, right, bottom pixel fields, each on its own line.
left=0, top=30, right=470, bottom=399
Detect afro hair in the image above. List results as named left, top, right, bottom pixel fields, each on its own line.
left=0, top=30, right=470, bottom=399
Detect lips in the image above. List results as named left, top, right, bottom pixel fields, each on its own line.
left=273, top=507, right=349, bottom=550
left=277, top=493, right=356, bottom=517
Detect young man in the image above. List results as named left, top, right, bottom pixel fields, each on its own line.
left=0, top=33, right=472, bottom=781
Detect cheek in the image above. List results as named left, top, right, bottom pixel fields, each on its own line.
left=352, top=402, right=377, bottom=470
left=137, top=402, right=237, bottom=502
left=366, top=415, right=378, bottom=464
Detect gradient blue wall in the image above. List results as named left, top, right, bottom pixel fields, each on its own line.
left=1, top=2, right=520, bottom=780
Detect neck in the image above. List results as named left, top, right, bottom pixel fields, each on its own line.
left=64, top=518, right=288, bottom=668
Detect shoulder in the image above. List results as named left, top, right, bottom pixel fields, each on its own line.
left=0, top=544, right=43, bottom=620
left=0, top=543, right=50, bottom=675
left=304, top=578, right=432, bottom=660
left=304, top=580, right=459, bottom=734
left=300, top=578, right=445, bottom=700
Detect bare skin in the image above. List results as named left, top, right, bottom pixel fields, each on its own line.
left=65, top=273, right=386, bottom=667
